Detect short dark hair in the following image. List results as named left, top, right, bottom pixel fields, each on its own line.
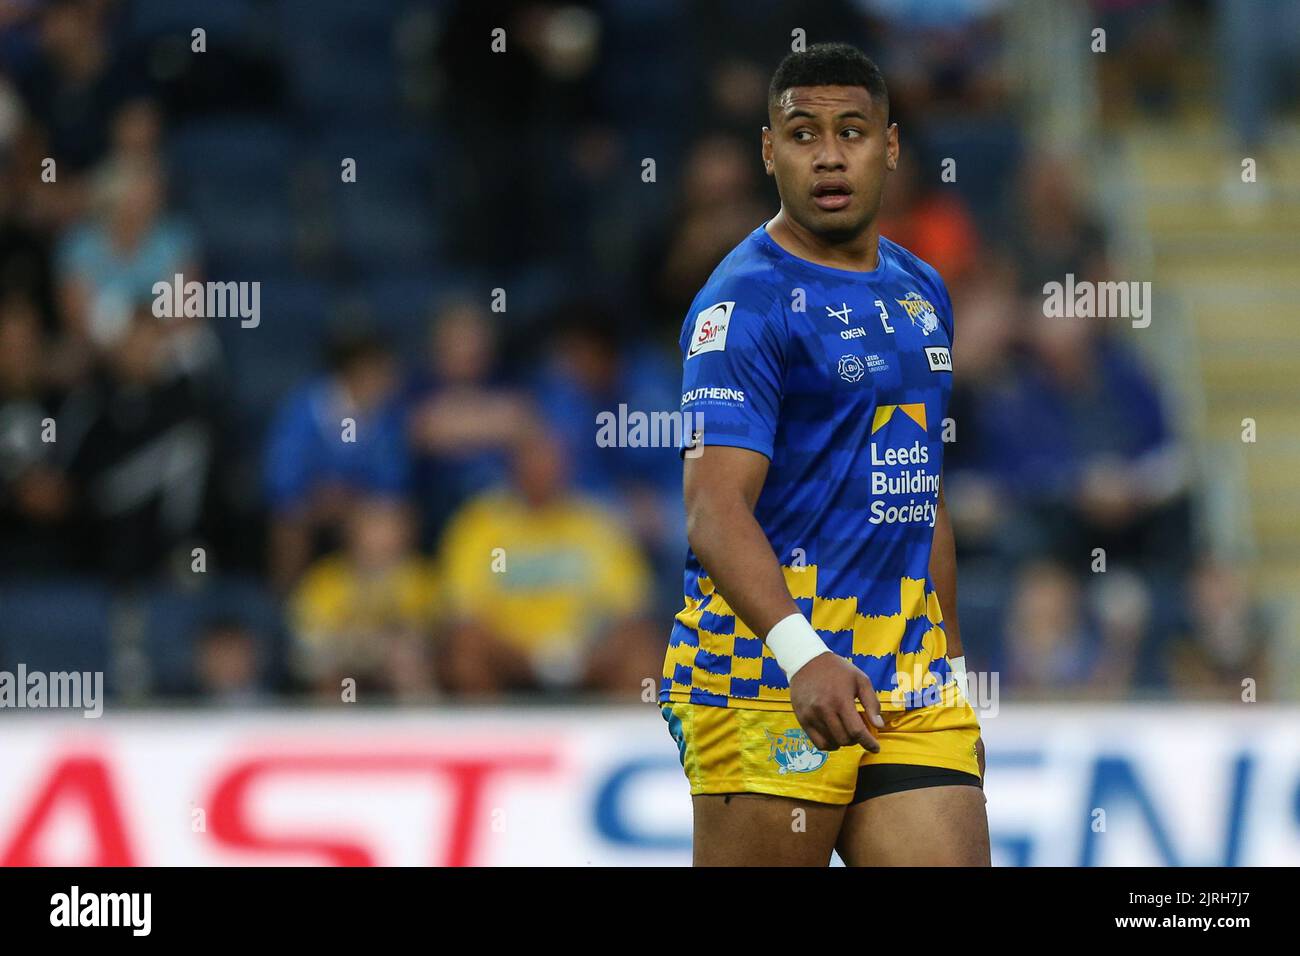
left=325, top=327, right=391, bottom=374
left=768, top=43, right=889, bottom=123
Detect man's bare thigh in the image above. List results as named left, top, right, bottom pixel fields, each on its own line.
left=836, top=783, right=990, bottom=866
left=692, top=793, right=847, bottom=866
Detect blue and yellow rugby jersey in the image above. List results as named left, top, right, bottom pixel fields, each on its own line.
left=660, top=222, right=960, bottom=714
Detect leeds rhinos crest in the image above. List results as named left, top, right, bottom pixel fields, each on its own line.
left=765, top=727, right=829, bottom=774
left=896, top=291, right=940, bottom=336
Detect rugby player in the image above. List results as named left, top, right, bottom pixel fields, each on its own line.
left=659, top=42, right=990, bottom=866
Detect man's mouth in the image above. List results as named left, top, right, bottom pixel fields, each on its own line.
left=812, top=180, right=853, bottom=211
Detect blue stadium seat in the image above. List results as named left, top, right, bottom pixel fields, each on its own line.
left=0, top=579, right=113, bottom=680
left=335, top=189, right=438, bottom=274
left=168, top=120, right=299, bottom=274
left=315, top=126, right=438, bottom=195
left=276, top=0, right=411, bottom=120
left=194, top=200, right=297, bottom=277
left=168, top=120, right=297, bottom=191
left=493, top=263, right=570, bottom=328
left=306, top=124, right=442, bottom=273
left=218, top=276, right=336, bottom=427
left=127, top=0, right=258, bottom=42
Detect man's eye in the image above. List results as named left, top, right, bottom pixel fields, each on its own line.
left=794, top=130, right=813, bottom=142
left=842, top=128, right=863, bottom=139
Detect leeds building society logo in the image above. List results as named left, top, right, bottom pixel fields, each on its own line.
left=896, top=291, right=940, bottom=335
left=765, top=728, right=829, bottom=774
left=687, top=301, right=734, bottom=358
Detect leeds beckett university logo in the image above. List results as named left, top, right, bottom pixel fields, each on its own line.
left=895, top=291, right=940, bottom=335
left=765, top=728, right=829, bottom=774
left=838, top=354, right=866, bottom=382
left=687, top=301, right=734, bottom=358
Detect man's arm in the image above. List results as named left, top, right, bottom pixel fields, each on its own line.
left=683, top=445, right=798, bottom=637
left=684, top=445, right=883, bottom=752
left=930, top=476, right=962, bottom=659
left=931, top=475, right=985, bottom=779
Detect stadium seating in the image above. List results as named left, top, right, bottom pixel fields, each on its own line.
left=0, top=579, right=114, bottom=683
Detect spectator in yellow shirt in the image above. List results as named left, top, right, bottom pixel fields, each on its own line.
left=438, top=426, right=659, bottom=698
left=290, top=496, right=439, bottom=700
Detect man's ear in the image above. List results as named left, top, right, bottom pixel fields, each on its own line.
left=885, top=122, right=899, bottom=170
left=761, top=127, right=774, bottom=175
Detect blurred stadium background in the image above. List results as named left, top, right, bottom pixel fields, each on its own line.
left=0, top=0, right=1297, bottom=865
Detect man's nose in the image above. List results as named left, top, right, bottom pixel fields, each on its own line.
left=814, top=145, right=847, bottom=171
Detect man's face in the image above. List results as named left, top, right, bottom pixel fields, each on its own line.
left=762, top=85, right=898, bottom=241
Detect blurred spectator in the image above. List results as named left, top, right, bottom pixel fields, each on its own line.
left=289, top=497, right=439, bottom=701
left=11, top=0, right=149, bottom=173
left=1166, top=558, right=1274, bottom=696
left=1001, top=559, right=1101, bottom=696
left=1008, top=151, right=1109, bottom=297
left=193, top=616, right=265, bottom=706
left=264, top=329, right=410, bottom=592
left=1086, top=567, right=1153, bottom=696
left=59, top=303, right=221, bottom=581
left=975, top=311, right=1190, bottom=571
left=0, top=107, right=58, bottom=327
left=54, top=158, right=201, bottom=385
left=1003, top=560, right=1154, bottom=699
left=941, top=257, right=1020, bottom=555
left=0, top=292, right=74, bottom=572
left=404, top=298, right=533, bottom=545
left=437, top=426, right=659, bottom=698
left=531, top=299, right=685, bottom=610
left=1216, top=0, right=1300, bottom=149
left=637, top=133, right=768, bottom=331
left=435, top=0, right=607, bottom=266
left=108, top=99, right=163, bottom=166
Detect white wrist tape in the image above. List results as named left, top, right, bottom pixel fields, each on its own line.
left=950, top=655, right=968, bottom=699
left=766, top=612, right=831, bottom=678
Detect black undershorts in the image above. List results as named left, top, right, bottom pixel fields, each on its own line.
left=849, top=763, right=982, bottom=804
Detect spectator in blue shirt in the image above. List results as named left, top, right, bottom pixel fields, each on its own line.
left=402, top=297, right=533, bottom=548
left=976, top=312, right=1190, bottom=570
left=263, top=329, right=410, bottom=591
left=531, top=300, right=686, bottom=618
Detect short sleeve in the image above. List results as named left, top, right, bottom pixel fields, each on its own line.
left=939, top=278, right=955, bottom=344
left=930, top=269, right=955, bottom=344
left=678, top=291, right=785, bottom=460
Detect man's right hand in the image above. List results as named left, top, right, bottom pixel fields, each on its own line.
left=788, top=654, right=884, bottom=753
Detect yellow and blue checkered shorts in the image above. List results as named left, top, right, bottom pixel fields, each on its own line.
left=661, top=685, right=980, bottom=805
